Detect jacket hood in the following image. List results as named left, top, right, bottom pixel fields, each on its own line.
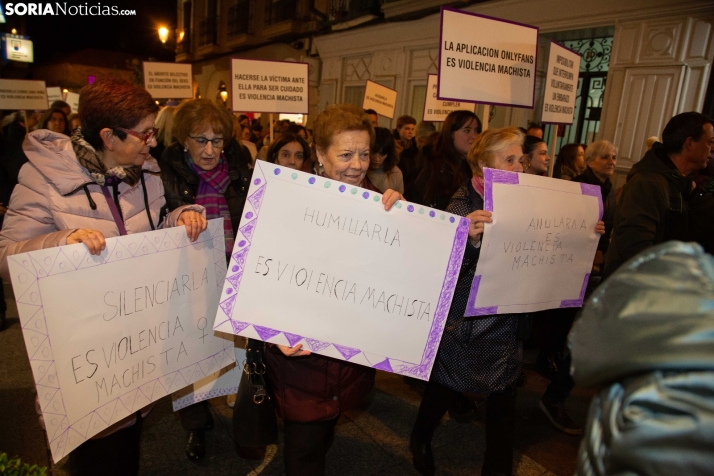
left=23, top=129, right=160, bottom=195
left=570, top=241, right=714, bottom=387
left=626, top=143, right=691, bottom=190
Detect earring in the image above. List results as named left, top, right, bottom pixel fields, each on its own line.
left=183, top=147, right=188, bottom=152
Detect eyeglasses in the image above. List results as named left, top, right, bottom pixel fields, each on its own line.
left=114, top=126, right=158, bottom=145
left=189, top=135, right=225, bottom=148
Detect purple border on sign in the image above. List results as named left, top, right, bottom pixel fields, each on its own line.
left=436, top=7, right=539, bottom=109
left=363, top=79, right=399, bottom=119
left=214, top=162, right=469, bottom=381
left=483, top=168, right=519, bottom=212
left=541, top=41, right=583, bottom=125
left=7, top=221, right=229, bottom=463
left=466, top=170, right=602, bottom=316
left=230, top=58, right=310, bottom=114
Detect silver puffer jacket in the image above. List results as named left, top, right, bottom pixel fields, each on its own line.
left=570, top=241, right=714, bottom=476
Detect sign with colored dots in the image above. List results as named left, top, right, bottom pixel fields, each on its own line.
left=213, top=163, right=470, bottom=380
left=6, top=219, right=235, bottom=462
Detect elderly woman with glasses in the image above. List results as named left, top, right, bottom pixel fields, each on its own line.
left=0, top=80, right=206, bottom=476
left=159, top=99, right=254, bottom=462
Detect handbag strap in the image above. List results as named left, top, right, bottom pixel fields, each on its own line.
left=100, top=185, right=128, bottom=236
left=245, top=339, right=268, bottom=404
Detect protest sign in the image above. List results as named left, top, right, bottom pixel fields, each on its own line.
left=466, top=169, right=601, bottom=316
left=143, top=61, right=193, bottom=99
left=362, top=80, right=398, bottom=119
left=231, top=59, right=309, bottom=114
left=46, top=87, right=62, bottom=108
left=65, top=92, right=79, bottom=113
left=172, top=341, right=245, bottom=411
left=541, top=41, right=581, bottom=124
left=7, top=219, right=233, bottom=462
left=438, top=8, right=538, bottom=108
left=213, top=163, right=470, bottom=381
left=423, top=74, right=475, bottom=121
left=0, top=79, right=47, bottom=110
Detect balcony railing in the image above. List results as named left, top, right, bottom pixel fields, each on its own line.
left=198, top=17, right=218, bottom=46
left=265, top=0, right=297, bottom=25
left=328, top=0, right=380, bottom=23
left=228, top=0, right=253, bottom=37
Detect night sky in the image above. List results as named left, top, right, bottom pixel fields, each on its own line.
left=13, top=0, right=177, bottom=64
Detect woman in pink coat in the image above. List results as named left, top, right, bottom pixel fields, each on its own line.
left=0, top=80, right=206, bottom=476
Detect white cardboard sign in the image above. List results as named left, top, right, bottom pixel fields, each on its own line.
left=172, top=344, right=245, bottom=411
left=362, top=80, right=398, bottom=119
left=0, top=79, right=47, bottom=110
left=7, top=219, right=234, bottom=462
left=423, top=74, right=475, bottom=122
left=438, top=8, right=538, bottom=108
left=46, top=87, right=62, bottom=108
left=231, top=59, right=309, bottom=114
left=65, top=92, right=79, bottom=114
left=213, top=163, right=470, bottom=381
left=541, top=41, right=581, bottom=124
left=465, top=169, right=601, bottom=316
left=143, top=61, right=193, bottom=99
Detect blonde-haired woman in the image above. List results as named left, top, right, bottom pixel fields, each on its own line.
left=411, top=127, right=524, bottom=476
left=151, top=105, right=175, bottom=160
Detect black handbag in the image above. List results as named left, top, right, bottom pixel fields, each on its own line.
left=232, top=338, right=278, bottom=454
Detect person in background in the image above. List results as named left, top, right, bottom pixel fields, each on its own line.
left=411, top=127, right=525, bottom=476
left=38, top=107, right=70, bottom=136
left=1, top=111, right=40, bottom=188
left=368, top=127, right=404, bottom=194
left=521, top=135, right=550, bottom=175
left=604, top=112, right=714, bottom=278
left=401, top=121, right=436, bottom=194
left=250, top=121, right=263, bottom=144
left=526, top=122, right=544, bottom=139
left=151, top=105, right=176, bottom=160
left=256, top=119, right=289, bottom=161
left=553, top=143, right=586, bottom=180
left=0, top=79, right=206, bottom=476
left=67, top=113, right=81, bottom=134
left=50, top=100, right=72, bottom=117
left=240, top=125, right=258, bottom=163
left=306, top=128, right=314, bottom=145
left=365, top=108, right=379, bottom=128
left=237, top=114, right=250, bottom=128
left=159, top=99, right=253, bottom=462
left=264, top=104, right=402, bottom=476
left=645, top=135, right=660, bottom=151
left=409, top=110, right=481, bottom=210
left=265, top=132, right=311, bottom=172
left=394, top=115, right=417, bottom=156
left=285, top=123, right=308, bottom=141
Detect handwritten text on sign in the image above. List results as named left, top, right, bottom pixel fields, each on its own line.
left=466, top=169, right=601, bottom=316
left=541, top=42, right=581, bottom=124
left=423, top=74, right=475, bottom=122
left=7, top=220, right=233, bottom=462
left=438, top=8, right=538, bottom=107
left=0, top=79, right=48, bottom=110
left=362, top=80, right=398, bottom=119
left=143, top=62, right=193, bottom=99
left=213, top=163, right=469, bottom=381
left=231, top=59, right=309, bottom=114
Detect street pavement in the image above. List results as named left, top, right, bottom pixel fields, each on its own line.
left=1, top=282, right=591, bottom=475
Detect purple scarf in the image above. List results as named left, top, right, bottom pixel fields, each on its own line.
left=190, top=159, right=234, bottom=254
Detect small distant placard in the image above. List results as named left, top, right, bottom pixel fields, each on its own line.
left=65, top=92, right=79, bottom=114
left=143, top=62, right=193, bottom=99
left=231, top=59, right=309, bottom=114
left=362, top=80, right=397, bottom=119
left=541, top=41, right=581, bottom=125
left=46, top=86, right=62, bottom=108
left=0, top=79, right=47, bottom=110
left=423, top=74, right=475, bottom=122
left=438, top=8, right=538, bottom=108
left=6, top=37, right=33, bottom=63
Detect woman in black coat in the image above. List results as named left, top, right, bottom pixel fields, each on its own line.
left=159, top=99, right=253, bottom=462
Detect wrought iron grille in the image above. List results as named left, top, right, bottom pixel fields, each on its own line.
left=198, top=17, right=218, bottom=46
left=228, top=0, right=253, bottom=36
left=265, top=0, right=296, bottom=25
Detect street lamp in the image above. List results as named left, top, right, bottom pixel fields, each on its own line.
left=158, top=26, right=169, bottom=44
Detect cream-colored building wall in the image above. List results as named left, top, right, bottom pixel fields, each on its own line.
left=314, top=0, right=714, bottom=167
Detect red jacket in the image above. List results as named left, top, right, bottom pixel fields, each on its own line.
left=265, top=345, right=375, bottom=422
